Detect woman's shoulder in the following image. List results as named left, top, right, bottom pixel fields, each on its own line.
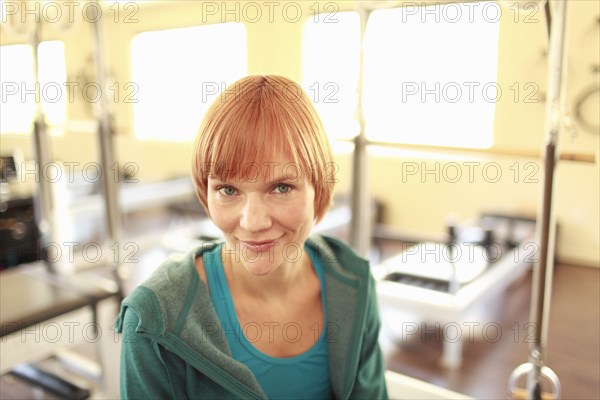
left=142, top=251, right=196, bottom=291
left=307, top=235, right=371, bottom=279
left=118, top=243, right=220, bottom=334
left=136, top=242, right=219, bottom=294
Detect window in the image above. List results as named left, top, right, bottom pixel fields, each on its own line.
left=302, top=11, right=361, bottom=140
left=131, top=23, right=247, bottom=142
left=363, top=3, right=500, bottom=148
left=302, top=3, right=500, bottom=148
left=0, top=41, right=67, bottom=134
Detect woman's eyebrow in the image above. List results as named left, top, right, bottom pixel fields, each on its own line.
left=208, top=177, right=232, bottom=186
left=209, top=173, right=304, bottom=185
left=269, top=175, right=305, bottom=184
left=270, top=175, right=294, bottom=182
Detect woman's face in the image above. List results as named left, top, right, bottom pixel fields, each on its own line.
left=207, top=155, right=315, bottom=275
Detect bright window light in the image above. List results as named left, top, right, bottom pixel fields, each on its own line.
left=0, top=41, right=67, bottom=135
left=302, top=11, right=361, bottom=140
left=131, top=23, right=247, bottom=142
left=363, top=3, right=500, bottom=148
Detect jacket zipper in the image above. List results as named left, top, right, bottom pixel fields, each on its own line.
left=154, top=333, right=266, bottom=400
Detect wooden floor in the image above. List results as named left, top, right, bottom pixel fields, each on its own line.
left=377, top=239, right=600, bottom=400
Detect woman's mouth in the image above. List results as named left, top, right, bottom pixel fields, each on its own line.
left=240, top=239, right=280, bottom=252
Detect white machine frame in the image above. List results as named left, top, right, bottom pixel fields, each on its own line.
left=374, top=238, right=536, bottom=368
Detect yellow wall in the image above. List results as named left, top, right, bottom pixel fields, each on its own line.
left=1, top=0, right=598, bottom=266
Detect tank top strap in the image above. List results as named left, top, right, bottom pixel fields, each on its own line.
left=202, top=243, right=230, bottom=307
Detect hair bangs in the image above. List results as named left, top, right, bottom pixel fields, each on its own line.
left=208, top=91, right=306, bottom=183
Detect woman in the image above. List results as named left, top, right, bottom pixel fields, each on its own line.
left=117, top=75, right=388, bottom=399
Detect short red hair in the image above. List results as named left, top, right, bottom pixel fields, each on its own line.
left=191, top=75, right=335, bottom=222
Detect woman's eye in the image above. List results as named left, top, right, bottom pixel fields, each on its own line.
left=274, top=184, right=291, bottom=194
left=218, top=186, right=237, bottom=196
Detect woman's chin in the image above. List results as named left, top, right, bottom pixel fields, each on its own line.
left=241, top=261, right=279, bottom=276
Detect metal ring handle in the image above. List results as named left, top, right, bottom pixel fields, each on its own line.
left=508, top=362, right=561, bottom=399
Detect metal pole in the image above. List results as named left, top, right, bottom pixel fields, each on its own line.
left=527, top=0, right=567, bottom=396
left=90, top=1, right=125, bottom=304
left=510, top=1, right=566, bottom=398
left=90, top=2, right=125, bottom=393
left=30, top=19, right=56, bottom=272
left=350, top=3, right=371, bottom=258
left=90, top=0, right=123, bottom=251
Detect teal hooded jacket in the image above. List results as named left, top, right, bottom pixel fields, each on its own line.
left=116, top=235, right=389, bottom=399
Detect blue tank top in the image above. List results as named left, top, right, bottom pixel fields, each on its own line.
left=203, top=243, right=331, bottom=399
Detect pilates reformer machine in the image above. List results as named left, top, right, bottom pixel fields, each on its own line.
left=374, top=213, right=537, bottom=368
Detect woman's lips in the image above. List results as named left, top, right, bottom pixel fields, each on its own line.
left=241, top=239, right=279, bottom=252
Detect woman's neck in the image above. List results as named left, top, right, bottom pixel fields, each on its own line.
left=222, top=248, right=312, bottom=300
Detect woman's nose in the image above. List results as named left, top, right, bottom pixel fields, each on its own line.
left=239, top=195, right=272, bottom=232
